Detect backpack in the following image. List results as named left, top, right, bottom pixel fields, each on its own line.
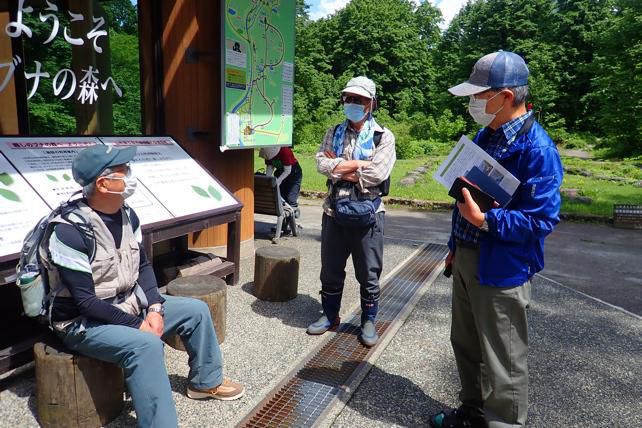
left=15, top=192, right=96, bottom=322
left=327, top=124, right=391, bottom=196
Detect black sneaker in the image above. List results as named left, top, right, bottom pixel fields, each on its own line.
left=430, top=407, right=486, bottom=428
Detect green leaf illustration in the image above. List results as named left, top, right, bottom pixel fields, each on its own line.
left=63, top=173, right=71, bottom=181
left=208, top=185, right=222, bottom=201
left=0, top=172, right=14, bottom=186
left=0, top=188, right=21, bottom=202
left=46, top=174, right=58, bottom=182
left=192, top=185, right=210, bottom=198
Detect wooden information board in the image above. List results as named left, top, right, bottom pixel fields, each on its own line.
left=0, top=136, right=241, bottom=262
left=0, top=135, right=243, bottom=374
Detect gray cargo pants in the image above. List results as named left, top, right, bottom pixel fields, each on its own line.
left=451, top=245, right=532, bottom=428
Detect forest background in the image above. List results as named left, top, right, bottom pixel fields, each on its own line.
left=292, top=0, right=642, bottom=217
left=24, top=0, right=642, bottom=216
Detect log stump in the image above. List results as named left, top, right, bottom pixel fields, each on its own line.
left=34, top=341, right=124, bottom=428
left=254, top=246, right=300, bottom=302
left=164, top=275, right=227, bottom=351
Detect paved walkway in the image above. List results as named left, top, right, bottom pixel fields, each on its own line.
left=1, top=199, right=640, bottom=427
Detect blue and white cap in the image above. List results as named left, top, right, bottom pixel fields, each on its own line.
left=448, top=51, right=529, bottom=96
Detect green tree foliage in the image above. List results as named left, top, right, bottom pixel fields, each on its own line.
left=293, top=0, right=443, bottom=156
left=588, top=0, right=642, bottom=156
left=294, top=0, right=641, bottom=157
left=433, top=0, right=565, bottom=129
left=323, top=0, right=439, bottom=114
left=102, top=0, right=139, bottom=35
left=552, top=0, right=616, bottom=131
left=22, top=1, right=140, bottom=135
left=15, top=0, right=641, bottom=157
left=294, top=1, right=340, bottom=143
left=109, top=31, right=141, bottom=134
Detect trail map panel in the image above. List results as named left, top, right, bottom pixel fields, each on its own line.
left=222, top=0, right=295, bottom=150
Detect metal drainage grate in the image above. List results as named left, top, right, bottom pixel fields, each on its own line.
left=239, top=243, right=448, bottom=428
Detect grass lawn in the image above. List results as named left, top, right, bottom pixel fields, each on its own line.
left=255, top=149, right=642, bottom=218
left=560, top=157, right=642, bottom=216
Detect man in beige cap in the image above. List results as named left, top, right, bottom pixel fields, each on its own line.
left=307, top=76, right=396, bottom=347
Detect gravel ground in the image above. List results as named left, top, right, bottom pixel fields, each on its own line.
left=331, top=273, right=642, bottom=427
left=0, top=210, right=418, bottom=428
left=1, top=202, right=640, bottom=427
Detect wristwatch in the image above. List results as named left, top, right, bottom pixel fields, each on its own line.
left=148, top=303, right=165, bottom=317
left=479, top=217, right=489, bottom=232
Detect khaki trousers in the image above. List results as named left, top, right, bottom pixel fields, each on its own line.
left=451, top=246, right=531, bottom=428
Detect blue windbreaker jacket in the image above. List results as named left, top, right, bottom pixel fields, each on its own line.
left=449, top=120, right=564, bottom=287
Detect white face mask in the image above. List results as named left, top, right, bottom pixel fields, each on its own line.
left=104, top=173, right=137, bottom=199
left=468, top=91, right=504, bottom=127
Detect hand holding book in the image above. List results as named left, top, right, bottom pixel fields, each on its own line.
left=448, top=176, right=497, bottom=213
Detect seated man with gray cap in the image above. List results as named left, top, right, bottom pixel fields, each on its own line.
left=43, top=144, right=244, bottom=428
left=430, top=51, right=563, bottom=428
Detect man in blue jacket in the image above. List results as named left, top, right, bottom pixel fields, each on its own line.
left=430, top=51, right=563, bottom=428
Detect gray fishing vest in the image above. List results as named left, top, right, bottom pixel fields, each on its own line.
left=41, top=202, right=141, bottom=327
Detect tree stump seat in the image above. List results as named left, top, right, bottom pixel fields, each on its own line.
left=34, top=341, right=124, bottom=428
left=163, top=275, right=227, bottom=351
left=254, top=246, right=300, bottom=302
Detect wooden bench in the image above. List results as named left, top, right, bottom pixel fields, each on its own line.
left=254, top=174, right=298, bottom=242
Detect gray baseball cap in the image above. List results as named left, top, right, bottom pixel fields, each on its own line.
left=72, top=144, right=136, bottom=186
left=449, top=51, right=529, bottom=96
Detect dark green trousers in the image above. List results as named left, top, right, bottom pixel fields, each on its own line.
left=451, top=246, right=531, bottom=428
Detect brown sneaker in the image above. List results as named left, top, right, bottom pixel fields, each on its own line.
left=186, top=378, right=245, bottom=401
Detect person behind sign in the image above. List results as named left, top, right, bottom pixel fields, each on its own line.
left=43, top=145, right=244, bottom=427
left=258, top=145, right=303, bottom=216
left=307, top=76, right=396, bottom=347
left=430, top=51, right=563, bottom=428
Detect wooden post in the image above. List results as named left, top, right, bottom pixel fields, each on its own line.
left=254, top=246, right=300, bottom=302
left=0, top=7, right=21, bottom=134
left=164, top=275, right=227, bottom=351
left=34, top=342, right=124, bottom=428
left=69, top=0, right=113, bottom=134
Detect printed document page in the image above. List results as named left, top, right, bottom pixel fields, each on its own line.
left=433, top=135, right=520, bottom=198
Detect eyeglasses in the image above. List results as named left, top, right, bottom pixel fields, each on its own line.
left=342, top=94, right=370, bottom=105
left=102, top=164, right=132, bottom=180
left=471, top=89, right=506, bottom=101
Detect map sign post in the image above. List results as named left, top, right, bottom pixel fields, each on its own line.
left=222, top=0, right=295, bottom=151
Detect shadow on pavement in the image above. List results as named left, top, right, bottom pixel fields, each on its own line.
left=241, top=282, right=324, bottom=329
left=341, top=364, right=448, bottom=427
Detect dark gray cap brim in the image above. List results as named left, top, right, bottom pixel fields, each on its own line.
left=448, top=81, right=490, bottom=97
left=106, top=145, right=137, bottom=168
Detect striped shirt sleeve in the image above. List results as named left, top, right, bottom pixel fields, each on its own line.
left=316, top=126, right=344, bottom=181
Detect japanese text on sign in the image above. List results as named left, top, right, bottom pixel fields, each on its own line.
left=0, top=0, right=122, bottom=105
